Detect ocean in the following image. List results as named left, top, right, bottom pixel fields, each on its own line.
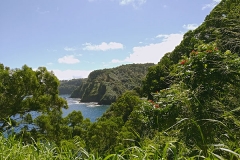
left=61, top=95, right=110, bottom=122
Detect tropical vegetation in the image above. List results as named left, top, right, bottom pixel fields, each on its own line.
left=59, top=78, right=86, bottom=95
left=0, top=0, right=240, bottom=159
left=70, top=63, right=154, bottom=105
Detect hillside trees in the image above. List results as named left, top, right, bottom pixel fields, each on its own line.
left=70, top=63, right=154, bottom=104
left=0, top=64, right=93, bottom=146
left=0, top=64, right=68, bottom=116
left=175, top=43, right=240, bottom=152
left=142, top=53, right=173, bottom=99
left=143, top=0, right=240, bottom=99
left=203, top=0, right=240, bottom=53
left=84, top=43, right=240, bottom=158
left=85, top=91, right=141, bottom=155
left=144, top=43, right=240, bottom=157
left=59, top=78, right=86, bottom=95
left=64, top=44, right=240, bottom=158
left=0, top=64, right=68, bottom=134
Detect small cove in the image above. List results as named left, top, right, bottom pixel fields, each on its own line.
left=61, top=95, right=110, bottom=122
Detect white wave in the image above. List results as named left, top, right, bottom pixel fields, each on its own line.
left=67, top=98, right=81, bottom=105
left=87, top=104, right=101, bottom=108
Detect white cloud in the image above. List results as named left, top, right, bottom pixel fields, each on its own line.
left=119, top=0, right=132, bottom=5
left=202, top=0, right=221, bottom=10
left=112, top=33, right=183, bottom=64
left=64, top=47, right=77, bottom=52
left=52, top=69, right=92, bottom=80
left=83, top=42, right=124, bottom=51
left=119, top=0, right=146, bottom=6
left=183, top=24, right=198, bottom=30
left=58, top=55, right=80, bottom=64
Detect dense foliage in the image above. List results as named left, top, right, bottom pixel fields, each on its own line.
left=0, top=64, right=67, bottom=133
left=142, top=0, right=240, bottom=99
left=59, top=78, right=86, bottom=95
left=1, top=0, right=240, bottom=159
left=79, top=43, right=240, bottom=158
left=70, top=63, right=154, bottom=104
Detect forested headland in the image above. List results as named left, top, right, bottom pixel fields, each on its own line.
left=59, top=78, right=86, bottom=95
left=70, top=63, right=154, bottom=104
left=1, top=0, right=240, bottom=159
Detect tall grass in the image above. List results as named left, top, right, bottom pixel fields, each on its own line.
left=0, top=134, right=98, bottom=160
left=1, top=133, right=239, bottom=160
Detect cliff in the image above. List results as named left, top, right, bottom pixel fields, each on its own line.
left=70, top=63, right=154, bottom=104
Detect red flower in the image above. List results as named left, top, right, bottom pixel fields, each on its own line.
left=148, top=100, right=154, bottom=103
left=180, top=60, right=186, bottom=65
left=155, top=104, right=160, bottom=108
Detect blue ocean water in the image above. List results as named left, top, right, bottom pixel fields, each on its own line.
left=61, top=95, right=110, bottom=122
left=2, top=95, right=109, bottom=136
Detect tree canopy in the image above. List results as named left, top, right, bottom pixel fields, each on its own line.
left=0, top=64, right=67, bottom=133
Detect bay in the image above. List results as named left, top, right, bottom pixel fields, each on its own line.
left=3, top=95, right=109, bottom=136
left=61, top=95, right=110, bottom=122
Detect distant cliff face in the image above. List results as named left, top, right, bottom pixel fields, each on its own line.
left=58, top=78, right=86, bottom=95
left=70, top=63, right=155, bottom=104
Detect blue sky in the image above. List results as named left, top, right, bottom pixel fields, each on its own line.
left=0, top=0, right=221, bottom=80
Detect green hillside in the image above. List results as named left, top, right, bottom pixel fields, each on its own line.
left=59, top=78, right=86, bottom=95
left=70, top=63, right=154, bottom=104
left=143, top=0, right=240, bottom=99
